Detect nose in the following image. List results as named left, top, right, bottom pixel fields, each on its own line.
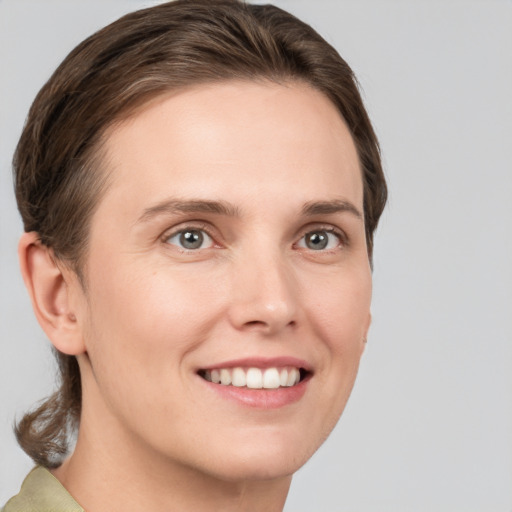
left=227, top=250, right=298, bottom=336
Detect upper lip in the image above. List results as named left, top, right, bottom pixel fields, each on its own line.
left=198, top=356, right=312, bottom=372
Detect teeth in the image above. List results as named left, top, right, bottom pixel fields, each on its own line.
left=287, top=367, right=300, bottom=387
left=263, top=368, right=280, bottom=389
left=202, top=366, right=304, bottom=389
left=232, top=367, right=246, bottom=387
left=246, top=368, right=263, bottom=389
left=220, top=368, right=231, bottom=385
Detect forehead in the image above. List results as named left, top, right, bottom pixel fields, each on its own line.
left=96, top=80, right=363, bottom=223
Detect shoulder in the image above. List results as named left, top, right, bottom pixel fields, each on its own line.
left=2, top=467, right=83, bottom=512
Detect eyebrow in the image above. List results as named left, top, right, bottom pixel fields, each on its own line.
left=137, top=198, right=241, bottom=223
left=301, top=199, right=363, bottom=219
left=137, top=197, right=362, bottom=224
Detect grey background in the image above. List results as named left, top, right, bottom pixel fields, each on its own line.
left=1, top=0, right=511, bottom=510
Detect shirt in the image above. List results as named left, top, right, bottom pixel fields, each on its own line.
left=2, top=466, right=83, bottom=512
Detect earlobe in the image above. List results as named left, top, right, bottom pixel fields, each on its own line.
left=18, top=232, right=86, bottom=356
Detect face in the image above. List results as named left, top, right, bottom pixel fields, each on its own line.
left=72, top=81, right=372, bottom=481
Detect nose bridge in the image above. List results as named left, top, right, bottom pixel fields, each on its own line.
left=228, top=241, right=298, bottom=334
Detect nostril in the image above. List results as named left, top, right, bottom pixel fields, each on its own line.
left=242, top=319, right=297, bottom=334
left=245, top=320, right=266, bottom=327
left=244, top=319, right=296, bottom=327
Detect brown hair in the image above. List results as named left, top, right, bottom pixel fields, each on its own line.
left=14, top=0, right=387, bottom=467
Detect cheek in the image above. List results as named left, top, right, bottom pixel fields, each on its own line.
left=82, top=259, right=226, bottom=379
left=79, top=269, right=212, bottom=430
left=305, top=262, right=371, bottom=349
left=304, top=264, right=371, bottom=408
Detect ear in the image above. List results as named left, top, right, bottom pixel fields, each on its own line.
left=18, top=232, right=86, bottom=356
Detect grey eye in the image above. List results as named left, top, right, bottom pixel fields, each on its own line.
left=298, top=230, right=340, bottom=251
left=180, top=230, right=203, bottom=249
left=166, top=229, right=213, bottom=250
left=305, top=232, right=328, bottom=250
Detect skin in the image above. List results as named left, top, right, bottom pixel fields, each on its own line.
left=20, top=81, right=372, bottom=512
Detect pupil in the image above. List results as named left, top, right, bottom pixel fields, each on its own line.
left=180, top=230, right=203, bottom=249
left=306, top=232, right=327, bottom=250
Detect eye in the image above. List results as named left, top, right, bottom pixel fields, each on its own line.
left=165, top=228, right=214, bottom=250
left=297, top=229, right=342, bottom=251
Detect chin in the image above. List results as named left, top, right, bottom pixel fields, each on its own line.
left=193, top=429, right=320, bottom=483
left=205, top=455, right=303, bottom=483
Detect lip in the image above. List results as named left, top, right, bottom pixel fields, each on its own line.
left=201, top=378, right=310, bottom=409
left=197, top=356, right=312, bottom=409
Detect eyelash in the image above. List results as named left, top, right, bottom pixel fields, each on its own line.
left=162, top=224, right=347, bottom=252
left=162, top=223, right=216, bottom=251
left=295, top=227, right=347, bottom=252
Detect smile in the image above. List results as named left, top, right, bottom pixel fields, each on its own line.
left=199, top=366, right=307, bottom=389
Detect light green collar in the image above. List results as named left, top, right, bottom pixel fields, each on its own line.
left=3, top=466, right=83, bottom=512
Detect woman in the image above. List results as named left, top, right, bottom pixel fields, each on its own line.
left=3, top=1, right=386, bottom=510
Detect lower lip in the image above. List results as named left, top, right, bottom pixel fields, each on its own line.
left=201, top=377, right=309, bottom=409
